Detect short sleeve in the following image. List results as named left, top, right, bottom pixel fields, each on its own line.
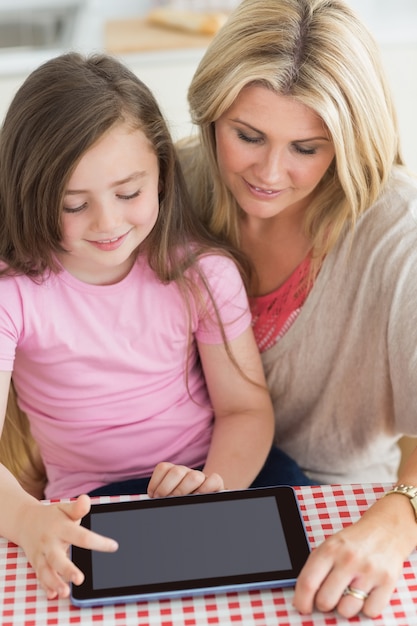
left=191, top=254, right=251, bottom=344
left=0, top=276, right=23, bottom=371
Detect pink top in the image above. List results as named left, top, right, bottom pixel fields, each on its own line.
left=0, top=253, right=251, bottom=498
left=250, top=255, right=311, bottom=352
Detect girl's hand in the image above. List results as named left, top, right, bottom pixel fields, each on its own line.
left=148, top=462, right=224, bottom=498
left=293, top=495, right=417, bottom=619
left=18, top=494, right=118, bottom=600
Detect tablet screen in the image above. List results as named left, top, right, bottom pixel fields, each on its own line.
left=71, top=486, right=310, bottom=607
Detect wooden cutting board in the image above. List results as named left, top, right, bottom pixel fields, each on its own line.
left=105, top=18, right=214, bottom=54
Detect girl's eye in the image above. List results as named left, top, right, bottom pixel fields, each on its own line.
left=117, top=190, right=140, bottom=200
left=236, top=130, right=263, bottom=144
left=293, top=144, right=317, bottom=156
left=63, top=203, right=86, bottom=214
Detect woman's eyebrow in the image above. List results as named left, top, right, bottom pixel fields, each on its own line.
left=231, top=118, right=330, bottom=142
left=231, top=118, right=263, bottom=134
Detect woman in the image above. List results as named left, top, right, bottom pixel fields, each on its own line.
left=181, top=0, right=417, bottom=619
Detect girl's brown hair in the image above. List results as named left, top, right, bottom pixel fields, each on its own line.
left=0, top=52, right=245, bottom=280
left=0, top=52, right=248, bottom=492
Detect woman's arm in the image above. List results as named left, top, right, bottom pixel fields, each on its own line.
left=293, top=449, right=417, bottom=619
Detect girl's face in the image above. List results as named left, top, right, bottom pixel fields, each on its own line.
left=58, top=121, right=160, bottom=285
left=214, top=84, right=335, bottom=222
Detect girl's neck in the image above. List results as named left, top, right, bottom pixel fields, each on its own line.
left=56, top=252, right=136, bottom=286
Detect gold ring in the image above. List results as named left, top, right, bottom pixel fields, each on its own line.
left=343, top=586, right=369, bottom=601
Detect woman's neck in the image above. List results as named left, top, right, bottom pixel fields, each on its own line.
left=240, top=211, right=311, bottom=297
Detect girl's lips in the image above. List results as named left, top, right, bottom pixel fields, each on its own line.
left=245, top=180, right=284, bottom=199
left=88, top=231, right=129, bottom=251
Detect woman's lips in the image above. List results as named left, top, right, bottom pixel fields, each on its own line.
left=88, top=231, right=129, bottom=251
left=245, top=180, right=285, bottom=199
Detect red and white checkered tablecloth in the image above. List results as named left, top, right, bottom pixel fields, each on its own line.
left=1, top=484, right=417, bottom=626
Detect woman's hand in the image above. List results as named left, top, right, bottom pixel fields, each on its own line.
left=18, top=494, right=118, bottom=600
left=148, top=462, right=224, bottom=498
left=293, top=494, right=417, bottom=619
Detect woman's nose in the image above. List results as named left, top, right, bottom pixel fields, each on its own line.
left=256, top=147, right=286, bottom=186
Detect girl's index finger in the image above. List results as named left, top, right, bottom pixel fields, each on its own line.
left=70, top=524, right=119, bottom=553
left=53, top=500, right=119, bottom=553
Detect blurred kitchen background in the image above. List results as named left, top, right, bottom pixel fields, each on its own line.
left=0, top=0, right=416, bottom=170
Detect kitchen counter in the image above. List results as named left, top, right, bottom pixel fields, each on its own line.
left=105, top=17, right=214, bottom=54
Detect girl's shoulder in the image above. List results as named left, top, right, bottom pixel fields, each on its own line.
left=190, top=250, right=244, bottom=286
left=0, top=267, right=51, bottom=289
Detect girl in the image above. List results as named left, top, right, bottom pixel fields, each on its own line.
left=0, top=52, right=276, bottom=600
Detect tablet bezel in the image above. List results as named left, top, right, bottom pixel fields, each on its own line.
left=70, top=485, right=310, bottom=607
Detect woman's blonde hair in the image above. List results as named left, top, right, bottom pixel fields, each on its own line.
left=185, top=0, right=403, bottom=278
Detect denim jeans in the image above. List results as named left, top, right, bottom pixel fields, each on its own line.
left=88, top=446, right=316, bottom=497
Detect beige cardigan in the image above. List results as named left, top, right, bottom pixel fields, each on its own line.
left=261, top=168, right=417, bottom=484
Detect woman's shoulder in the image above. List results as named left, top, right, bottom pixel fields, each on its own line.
left=383, top=167, right=417, bottom=209
left=328, top=167, right=417, bottom=281
left=357, top=167, right=417, bottom=238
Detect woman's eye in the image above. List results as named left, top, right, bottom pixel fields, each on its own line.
left=294, top=144, right=317, bottom=156
left=236, top=130, right=263, bottom=144
left=117, top=190, right=141, bottom=200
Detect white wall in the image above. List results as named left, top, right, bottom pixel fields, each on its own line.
left=380, top=45, right=417, bottom=171
left=347, top=0, right=417, bottom=171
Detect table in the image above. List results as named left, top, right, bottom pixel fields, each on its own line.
left=1, top=484, right=416, bottom=625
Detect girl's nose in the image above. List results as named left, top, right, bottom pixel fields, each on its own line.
left=92, top=202, right=119, bottom=233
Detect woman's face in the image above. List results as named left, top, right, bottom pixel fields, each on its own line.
left=214, top=84, right=335, bottom=221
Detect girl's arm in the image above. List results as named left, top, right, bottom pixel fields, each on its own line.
left=0, top=371, right=118, bottom=600
left=148, top=326, right=274, bottom=497
left=198, top=326, right=275, bottom=488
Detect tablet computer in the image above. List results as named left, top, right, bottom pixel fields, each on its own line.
left=70, top=485, right=310, bottom=607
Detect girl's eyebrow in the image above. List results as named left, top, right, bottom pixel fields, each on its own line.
left=65, top=171, right=146, bottom=195
left=232, top=117, right=330, bottom=142
left=111, top=171, right=147, bottom=188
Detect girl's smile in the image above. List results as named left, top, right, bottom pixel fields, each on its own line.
left=86, top=230, right=132, bottom=251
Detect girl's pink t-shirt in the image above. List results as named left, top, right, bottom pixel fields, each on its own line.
left=0, top=254, right=250, bottom=499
